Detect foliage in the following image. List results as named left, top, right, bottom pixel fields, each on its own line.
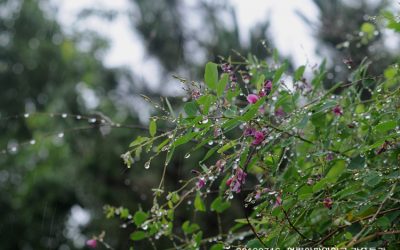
left=111, top=13, right=400, bottom=249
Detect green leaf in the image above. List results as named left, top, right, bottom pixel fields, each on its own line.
left=197, top=94, right=216, bottom=114
left=204, top=62, right=218, bottom=90
left=149, top=120, right=157, bottom=137
left=173, top=132, right=197, bottom=147
left=273, top=61, right=288, bottom=84
left=130, top=231, right=147, bottom=241
left=120, top=208, right=130, bottom=219
left=165, top=97, right=175, bottom=118
left=294, top=65, right=306, bottom=81
left=217, top=141, right=236, bottom=154
left=201, top=146, right=219, bottom=163
left=364, top=171, right=382, bottom=187
left=165, top=146, right=175, bottom=165
left=210, top=243, right=224, bottom=250
left=374, top=120, right=396, bottom=133
left=194, top=192, right=206, bottom=212
left=184, top=102, right=198, bottom=117
left=133, top=211, right=148, bottom=226
left=211, top=197, right=230, bottom=213
left=326, top=160, right=346, bottom=182
left=217, top=73, right=229, bottom=96
left=129, top=136, right=149, bottom=147
left=182, top=221, right=200, bottom=234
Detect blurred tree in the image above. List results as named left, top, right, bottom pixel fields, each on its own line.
left=130, top=0, right=272, bottom=77
left=0, top=0, right=151, bottom=249
left=306, top=0, right=398, bottom=95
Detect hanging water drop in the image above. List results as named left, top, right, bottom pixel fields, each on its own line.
left=144, top=162, right=151, bottom=169
left=184, top=153, right=191, bottom=159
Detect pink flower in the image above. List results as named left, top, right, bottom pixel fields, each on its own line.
left=246, top=94, right=259, bottom=104
left=332, top=105, right=343, bottom=116
left=86, top=239, right=97, bottom=249
left=196, top=178, right=206, bottom=189
left=323, top=197, right=333, bottom=209
left=252, top=131, right=265, bottom=145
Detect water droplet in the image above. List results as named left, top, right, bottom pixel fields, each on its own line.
left=29, top=140, right=36, bottom=145
left=76, top=115, right=82, bottom=120
left=144, top=162, right=151, bottom=169
left=202, top=118, right=209, bottom=124
left=57, top=132, right=64, bottom=138
left=24, top=113, right=30, bottom=118
left=208, top=141, right=214, bottom=145
left=61, top=113, right=68, bottom=118
left=184, top=153, right=191, bottom=159
left=88, top=118, right=96, bottom=123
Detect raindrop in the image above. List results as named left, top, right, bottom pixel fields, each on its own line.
left=24, top=113, right=30, bottom=118
left=144, top=162, right=151, bottom=169
left=88, top=118, right=97, bottom=123
left=57, top=132, right=64, bottom=138
left=76, top=115, right=82, bottom=120
left=184, top=153, right=191, bottom=159
left=61, top=113, right=68, bottom=118
left=29, top=140, right=36, bottom=145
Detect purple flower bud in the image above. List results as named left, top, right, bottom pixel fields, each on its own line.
left=197, top=178, right=206, bottom=189
left=275, top=107, right=285, bottom=117
left=326, top=152, right=334, bottom=161
left=86, top=239, right=97, bottom=249
left=243, top=127, right=256, bottom=137
left=323, top=197, right=333, bottom=209
left=191, top=90, right=200, bottom=100
left=264, top=80, right=272, bottom=95
left=332, top=105, right=343, bottom=116
left=242, top=74, right=250, bottom=84
left=274, top=195, right=282, bottom=207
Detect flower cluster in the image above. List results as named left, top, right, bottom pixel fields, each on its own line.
left=226, top=167, right=247, bottom=193
left=243, top=127, right=266, bottom=145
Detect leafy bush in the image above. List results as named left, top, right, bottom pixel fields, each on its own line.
left=103, top=13, right=400, bottom=249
